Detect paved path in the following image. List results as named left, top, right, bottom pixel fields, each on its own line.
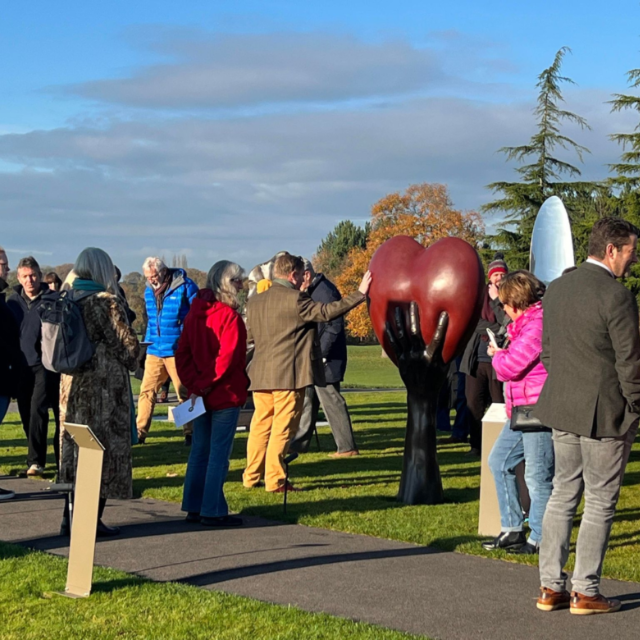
left=1, top=476, right=639, bottom=640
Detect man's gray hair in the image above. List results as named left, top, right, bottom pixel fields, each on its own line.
left=142, top=256, right=167, bottom=273
left=17, top=256, right=41, bottom=275
left=206, top=260, right=244, bottom=309
left=302, top=258, right=315, bottom=276
left=74, top=247, right=120, bottom=296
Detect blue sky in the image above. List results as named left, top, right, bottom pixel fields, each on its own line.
left=1, top=1, right=639, bottom=271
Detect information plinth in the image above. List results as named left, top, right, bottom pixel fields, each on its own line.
left=478, top=404, right=507, bottom=537
left=478, top=404, right=531, bottom=536
left=59, top=422, right=104, bottom=599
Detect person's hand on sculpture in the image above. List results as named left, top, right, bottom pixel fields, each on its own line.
left=358, top=270, right=373, bottom=296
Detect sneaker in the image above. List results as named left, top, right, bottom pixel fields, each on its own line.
left=328, top=450, right=359, bottom=458
left=26, top=465, right=44, bottom=477
left=481, top=530, right=526, bottom=551
left=0, top=488, right=15, bottom=501
left=185, top=512, right=201, bottom=523
left=570, top=592, right=621, bottom=615
left=537, top=587, right=571, bottom=612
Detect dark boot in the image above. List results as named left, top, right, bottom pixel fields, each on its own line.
left=97, top=497, right=120, bottom=537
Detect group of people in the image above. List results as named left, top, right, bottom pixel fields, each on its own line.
left=0, top=246, right=369, bottom=533
left=476, top=217, right=640, bottom=615
left=1, top=214, right=638, bottom=616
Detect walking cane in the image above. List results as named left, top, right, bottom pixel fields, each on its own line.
left=283, top=452, right=298, bottom=514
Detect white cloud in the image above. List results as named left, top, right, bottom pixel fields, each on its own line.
left=0, top=29, right=635, bottom=272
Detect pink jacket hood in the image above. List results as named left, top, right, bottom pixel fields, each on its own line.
left=492, top=301, right=547, bottom=418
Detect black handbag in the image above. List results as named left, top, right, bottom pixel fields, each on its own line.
left=510, top=404, right=551, bottom=433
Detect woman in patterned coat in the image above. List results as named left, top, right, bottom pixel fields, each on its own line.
left=59, top=248, right=140, bottom=537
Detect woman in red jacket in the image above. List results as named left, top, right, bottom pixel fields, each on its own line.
left=176, top=261, right=249, bottom=526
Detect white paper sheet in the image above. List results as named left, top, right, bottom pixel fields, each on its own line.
left=172, top=397, right=206, bottom=428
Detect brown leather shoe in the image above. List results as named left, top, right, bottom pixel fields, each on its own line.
left=270, top=482, right=303, bottom=493
left=570, top=592, right=621, bottom=615
left=328, top=450, right=359, bottom=458
left=537, top=587, right=571, bottom=611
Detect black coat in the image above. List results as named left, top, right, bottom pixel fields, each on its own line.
left=0, top=294, right=22, bottom=397
left=308, top=274, right=348, bottom=384
left=459, top=292, right=509, bottom=378
left=6, top=283, right=51, bottom=367
left=536, top=262, right=640, bottom=438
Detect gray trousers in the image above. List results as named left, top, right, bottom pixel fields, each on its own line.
left=539, top=422, right=638, bottom=596
left=289, top=383, right=357, bottom=454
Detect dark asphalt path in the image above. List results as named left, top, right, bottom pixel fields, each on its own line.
left=1, top=476, right=639, bottom=640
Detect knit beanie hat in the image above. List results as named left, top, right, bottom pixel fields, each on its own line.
left=488, top=252, right=508, bottom=279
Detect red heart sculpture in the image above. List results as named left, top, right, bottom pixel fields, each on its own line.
left=368, top=235, right=485, bottom=364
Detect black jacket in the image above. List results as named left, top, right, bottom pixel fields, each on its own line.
left=536, top=262, right=640, bottom=438
left=308, top=274, right=348, bottom=384
left=6, top=283, right=51, bottom=367
left=0, top=294, right=22, bottom=396
left=460, top=292, right=509, bottom=378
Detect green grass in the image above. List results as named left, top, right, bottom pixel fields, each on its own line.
left=342, top=345, right=402, bottom=388
left=128, top=345, right=401, bottom=396
left=2, top=392, right=640, bottom=584
left=0, top=542, right=423, bottom=640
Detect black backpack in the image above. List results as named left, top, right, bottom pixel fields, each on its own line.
left=39, top=290, right=95, bottom=374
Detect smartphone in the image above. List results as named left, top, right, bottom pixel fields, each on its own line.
left=486, top=328, right=499, bottom=349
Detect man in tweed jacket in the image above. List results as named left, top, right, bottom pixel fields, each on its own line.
left=243, top=253, right=372, bottom=492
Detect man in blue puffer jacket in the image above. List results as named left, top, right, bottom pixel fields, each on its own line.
left=137, top=257, right=198, bottom=444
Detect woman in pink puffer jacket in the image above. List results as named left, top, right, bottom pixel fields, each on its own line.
left=482, top=270, right=554, bottom=556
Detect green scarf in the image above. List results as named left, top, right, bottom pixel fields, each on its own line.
left=72, top=278, right=106, bottom=292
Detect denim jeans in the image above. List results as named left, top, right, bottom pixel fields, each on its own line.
left=0, top=396, right=9, bottom=424
left=539, top=423, right=638, bottom=596
left=182, top=407, right=240, bottom=518
left=488, top=420, right=555, bottom=544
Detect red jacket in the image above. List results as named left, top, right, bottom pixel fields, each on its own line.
left=176, top=290, right=249, bottom=411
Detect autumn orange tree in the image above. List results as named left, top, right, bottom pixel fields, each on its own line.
left=335, top=183, right=484, bottom=339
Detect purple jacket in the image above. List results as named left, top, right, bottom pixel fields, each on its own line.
left=492, top=302, right=547, bottom=418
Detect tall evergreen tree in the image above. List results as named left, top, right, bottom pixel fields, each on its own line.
left=609, top=68, right=640, bottom=220
left=482, top=47, right=597, bottom=267
left=314, top=220, right=370, bottom=279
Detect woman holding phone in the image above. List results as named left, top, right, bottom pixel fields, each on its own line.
left=482, top=270, right=554, bottom=555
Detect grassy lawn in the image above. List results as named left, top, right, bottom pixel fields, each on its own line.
left=2, top=391, right=640, bottom=584
left=128, top=345, right=402, bottom=396
left=0, top=542, right=423, bottom=640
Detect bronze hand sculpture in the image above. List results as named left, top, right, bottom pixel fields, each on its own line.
left=386, top=303, right=448, bottom=504
left=368, top=235, right=484, bottom=505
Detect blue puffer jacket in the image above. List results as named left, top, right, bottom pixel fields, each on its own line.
left=144, top=269, right=198, bottom=358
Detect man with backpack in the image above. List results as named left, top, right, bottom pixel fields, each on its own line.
left=136, top=257, right=198, bottom=445
left=6, top=256, right=60, bottom=476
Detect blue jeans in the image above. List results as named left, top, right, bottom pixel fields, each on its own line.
left=0, top=396, right=9, bottom=424
left=488, top=420, right=555, bottom=544
left=182, top=407, right=240, bottom=518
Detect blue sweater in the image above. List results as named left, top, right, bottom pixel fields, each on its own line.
left=144, top=269, right=198, bottom=358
